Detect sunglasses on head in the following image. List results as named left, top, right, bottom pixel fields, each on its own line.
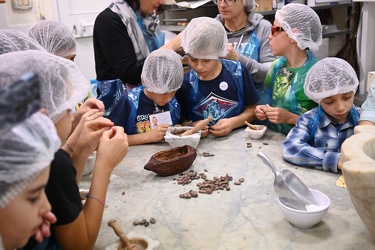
left=271, top=26, right=284, bottom=36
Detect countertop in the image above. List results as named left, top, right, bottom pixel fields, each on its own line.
left=80, top=128, right=375, bottom=250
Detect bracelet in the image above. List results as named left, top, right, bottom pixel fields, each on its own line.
left=65, top=139, right=74, bottom=153
left=86, top=194, right=108, bottom=208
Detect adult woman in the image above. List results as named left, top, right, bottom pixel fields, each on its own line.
left=214, top=0, right=275, bottom=102
left=93, top=0, right=166, bottom=115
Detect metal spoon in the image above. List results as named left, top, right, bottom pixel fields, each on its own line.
left=257, top=152, right=317, bottom=210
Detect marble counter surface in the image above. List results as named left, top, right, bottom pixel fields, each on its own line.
left=81, top=129, right=375, bottom=250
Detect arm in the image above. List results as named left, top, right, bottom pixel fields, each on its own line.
left=161, top=31, right=185, bottom=55
left=209, top=104, right=256, bottom=137
left=282, top=113, right=340, bottom=173
left=71, top=98, right=105, bottom=134
left=54, top=126, right=129, bottom=250
left=238, top=20, right=275, bottom=84
left=63, top=111, right=114, bottom=183
left=128, top=124, right=170, bottom=145
left=93, top=10, right=143, bottom=85
left=264, top=104, right=299, bottom=125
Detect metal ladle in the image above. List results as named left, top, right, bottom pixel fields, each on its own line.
left=257, top=152, right=317, bottom=211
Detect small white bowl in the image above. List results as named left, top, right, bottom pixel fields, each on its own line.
left=277, top=189, right=331, bottom=229
left=244, top=125, right=267, bottom=140
left=164, top=126, right=201, bottom=149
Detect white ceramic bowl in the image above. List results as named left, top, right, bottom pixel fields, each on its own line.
left=164, top=126, right=201, bottom=149
left=244, top=125, right=267, bottom=140
left=277, top=189, right=331, bottom=229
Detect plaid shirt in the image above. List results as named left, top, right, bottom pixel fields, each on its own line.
left=282, top=106, right=360, bottom=173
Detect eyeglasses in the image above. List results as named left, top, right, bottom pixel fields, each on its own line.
left=213, top=0, right=237, bottom=6
left=271, top=26, right=284, bottom=36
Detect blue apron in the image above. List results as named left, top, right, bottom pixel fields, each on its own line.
left=126, top=86, right=181, bottom=134
left=187, top=59, right=244, bottom=125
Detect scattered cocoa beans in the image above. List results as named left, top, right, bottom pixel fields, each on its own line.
left=176, top=170, right=244, bottom=199
left=133, top=218, right=156, bottom=227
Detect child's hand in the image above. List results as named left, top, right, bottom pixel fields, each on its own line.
left=76, top=117, right=114, bottom=156
left=73, top=99, right=105, bottom=126
left=75, top=109, right=104, bottom=134
left=96, top=126, right=128, bottom=169
left=209, top=119, right=233, bottom=137
left=200, top=127, right=209, bottom=138
left=33, top=211, right=57, bottom=243
left=77, top=98, right=105, bottom=114
left=255, top=105, right=268, bottom=120
left=264, top=105, right=291, bottom=124
left=150, top=124, right=170, bottom=142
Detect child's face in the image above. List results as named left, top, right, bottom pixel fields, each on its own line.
left=320, top=92, right=355, bottom=124
left=55, top=109, right=74, bottom=145
left=147, top=90, right=177, bottom=107
left=152, top=116, right=158, bottom=125
left=0, top=167, right=51, bottom=250
left=268, top=20, right=291, bottom=57
left=188, top=55, right=221, bottom=81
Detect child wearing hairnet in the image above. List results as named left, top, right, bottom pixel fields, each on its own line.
left=28, top=20, right=77, bottom=61
left=0, top=28, right=104, bottom=135
left=176, top=17, right=259, bottom=137
left=107, top=48, right=184, bottom=145
left=359, top=79, right=375, bottom=126
left=255, top=3, right=322, bottom=135
left=0, top=29, right=45, bottom=55
left=282, top=58, right=360, bottom=173
left=0, top=77, right=61, bottom=250
left=0, top=50, right=129, bottom=249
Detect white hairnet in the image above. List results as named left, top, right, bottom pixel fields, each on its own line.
left=141, top=49, right=183, bottom=94
left=243, top=0, right=256, bottom=12
left=28, top=20, right=76, bottom=58
left=181, top=17, right=227, bottom=59
left=0, top=112, right=61, bottom=209
left=0, top=29, right=45, bottom=55
left=0, top=50, right=91, bottom=123
left=275, top=3, right=322, bottom=52
left=304, top=57, right=359, bottom=104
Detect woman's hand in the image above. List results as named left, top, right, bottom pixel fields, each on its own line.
left=221, top=43, right=240, bottom=61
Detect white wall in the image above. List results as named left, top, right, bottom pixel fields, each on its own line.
left=0, top=0, right=98, bottom=81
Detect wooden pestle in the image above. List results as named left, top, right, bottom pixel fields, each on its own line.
left=181, top=116, right=213, bottom=136
left=108, top=219, right=137, bottom=250
left=244, top=121, right=261, bottom=130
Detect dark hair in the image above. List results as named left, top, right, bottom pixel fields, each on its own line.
left=125, top=0, right=140, bottom=10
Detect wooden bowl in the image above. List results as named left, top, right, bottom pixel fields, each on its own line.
left=144, top=145, right=197, bottom=176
